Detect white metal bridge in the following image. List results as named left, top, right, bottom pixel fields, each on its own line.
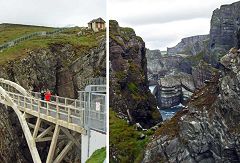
left=0, top=78, right=106, bottom=163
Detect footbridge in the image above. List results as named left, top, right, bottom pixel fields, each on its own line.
left=0, top=78, right=106, bottom=163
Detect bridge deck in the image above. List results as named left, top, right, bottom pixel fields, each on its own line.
left=0, top=80, right=106, bottom=134
left=6, top=91, right=86, bottom=133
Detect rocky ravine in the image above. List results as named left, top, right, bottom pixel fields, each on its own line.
left=109, top=20, right=162, bottom=128
left=142, top=48, right=240, bottom=163
left=0, top=31, right=106, bottom=162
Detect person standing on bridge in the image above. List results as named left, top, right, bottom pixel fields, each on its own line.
left=45, top=89, right=51, bottom=102
left=40, top=90, right=45, bottom=106
left=41, top=90, right=45, bottom=100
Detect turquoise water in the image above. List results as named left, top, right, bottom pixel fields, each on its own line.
left=159, top=104, right=183, bottom=120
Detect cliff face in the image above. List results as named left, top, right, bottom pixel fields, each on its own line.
left=146, top=49, right=162, bottom=76
left=0, top=104, right=32, bottom=163
left=0, top=41, right=106, bottom=98
left=210, top=1, right=240, bottom=55
left=146, top=48, right=186, bottom=80
left=143, top=49, right=240, bottom=163
left=109, top=20, right=162, bottom=128
left=0, top=28, right=106, bottom=162
left=167, top=35, right=209, bottom=56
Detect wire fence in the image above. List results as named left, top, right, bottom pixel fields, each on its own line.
left=0, top=28, right=66, bottom=51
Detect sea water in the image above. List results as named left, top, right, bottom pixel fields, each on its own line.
left=158, top=103, right=184, bottom=121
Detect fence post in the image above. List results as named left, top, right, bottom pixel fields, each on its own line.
left=47, top=102, right=49, bottom=116
left=68, top=107, right=70, bottom=123
left=57, top=104, right=59, bottom=119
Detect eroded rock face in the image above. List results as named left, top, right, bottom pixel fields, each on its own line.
left=146, top=49, right=188, bottom=80
left=0, top=104, right=32, bottom=163
left=142, top=49, right=240, bottom=163
left=192, top=60, right=218, bottom=89
left=167, top=35, right=209, bottom=56
left=158, top=72, right=195, bottom=108
left=109, top=20, right=162, bottom=128
left=0, top=41, right=106, bottom=98
left=0, top=35, right=105, bottom=162
left=210, top=1, right=240, bottom=54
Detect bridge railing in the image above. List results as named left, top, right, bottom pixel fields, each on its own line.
left=31, top=92, right=79, bottom=108
left=0, top=80, right=106, bottom=133
left=79, top=85, right=106, bottom=133
left=7, top=91, right=85, bottom=126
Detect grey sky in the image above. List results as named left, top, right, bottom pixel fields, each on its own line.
left=109, top=0, right=239, bottom=50
left=0, top=0, right=106, bottom=27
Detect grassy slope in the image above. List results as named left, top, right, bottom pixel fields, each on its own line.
left=0, top=24, right=105, bottom=65
left=0, top=23, right=54, bottom=44
left=86, top=147, right=106, bottom=163
left=110, top=110, right=154, bottom=163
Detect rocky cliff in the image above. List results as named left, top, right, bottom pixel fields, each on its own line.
left=0, top=32, right=106, bottom=98
left=167, top=35, right=209, bottom=56
left=146, top=49, right=162, bottom=77
left=0, top=25, right=106, bottom=162
left=142, top=48, right=240, bottom=163
left=210, top=1, right=240, bottom=55
left=109, top=20, right=162, bottom=128
left=146, top=48, right=186, bottom=80
left=109, top=20, right=162, bottom=163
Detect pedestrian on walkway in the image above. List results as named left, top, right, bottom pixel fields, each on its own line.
left=45, top=89, right=51, bottom=102
left=40, top=89, right=45, bottom=107
left=40, top=90, right=45, bottom=100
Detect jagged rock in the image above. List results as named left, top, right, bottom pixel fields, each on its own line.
left=210, top=1, right=240, bottom=54
left=157, top=72, right=195, bottom=108
left=142, top=49, right=240, bottom=163
left=109, top=20, right=162, bottom=129
left=167, top=35, right=209, bottom=56
left=192, top=60, right=218, bottom=89
left=139, top=133, right=146, bottom=140
left=0, top=32, right=106, bottom=162
left=0, top=41, right=106, bottom=98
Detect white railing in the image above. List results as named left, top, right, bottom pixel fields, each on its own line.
left=0, top=79, right=107, bottom=133
left=7, top=91, right=85, bottom=127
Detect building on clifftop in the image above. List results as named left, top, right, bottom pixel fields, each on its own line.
left=88, top=18, right=106, bottom=32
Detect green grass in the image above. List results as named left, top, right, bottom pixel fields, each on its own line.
left=86, top=147, right=106, bottom=163
left=186, top=51, right=205, bottom=63
left=0, top=23, right=54, bottom=44
left=0, top=26, right=105, bottom=65
left=127, top=82, right=138, bottom=94
left=110, top=110, right=152, bottom=163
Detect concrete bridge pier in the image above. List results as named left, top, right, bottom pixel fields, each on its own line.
left=81, top=129, right=106, bottom=163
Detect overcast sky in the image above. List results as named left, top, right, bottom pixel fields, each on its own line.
left=109, top=0, right=239, bottom=50
left=0, top=0, right=106, bottom=27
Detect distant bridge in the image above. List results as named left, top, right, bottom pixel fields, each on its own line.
left=0, top=78, right=106, bottom=163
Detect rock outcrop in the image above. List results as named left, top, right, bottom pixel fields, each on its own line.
left=158, top=72, right=195, bottom=108
left=142, top=48, right=240, bottom=163
left=0, top=104, right=32, bottom=163
left=109, top=20, right=162, bottom=128
left=167, top=35, right=209, bottom=56
left=146, top=50, right=186, bottom=80
left=0, top=41, right=105, bottom=98
left=0, top=28, right=106, bottom=162
left=146, top=49, right=162, bottom=75
left=192, top=60, right=218, bottom=89
left=210, top=1, right=240, bottom=55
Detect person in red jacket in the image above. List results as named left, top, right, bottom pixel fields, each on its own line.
left=45, top=89, right=51, bottom=102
